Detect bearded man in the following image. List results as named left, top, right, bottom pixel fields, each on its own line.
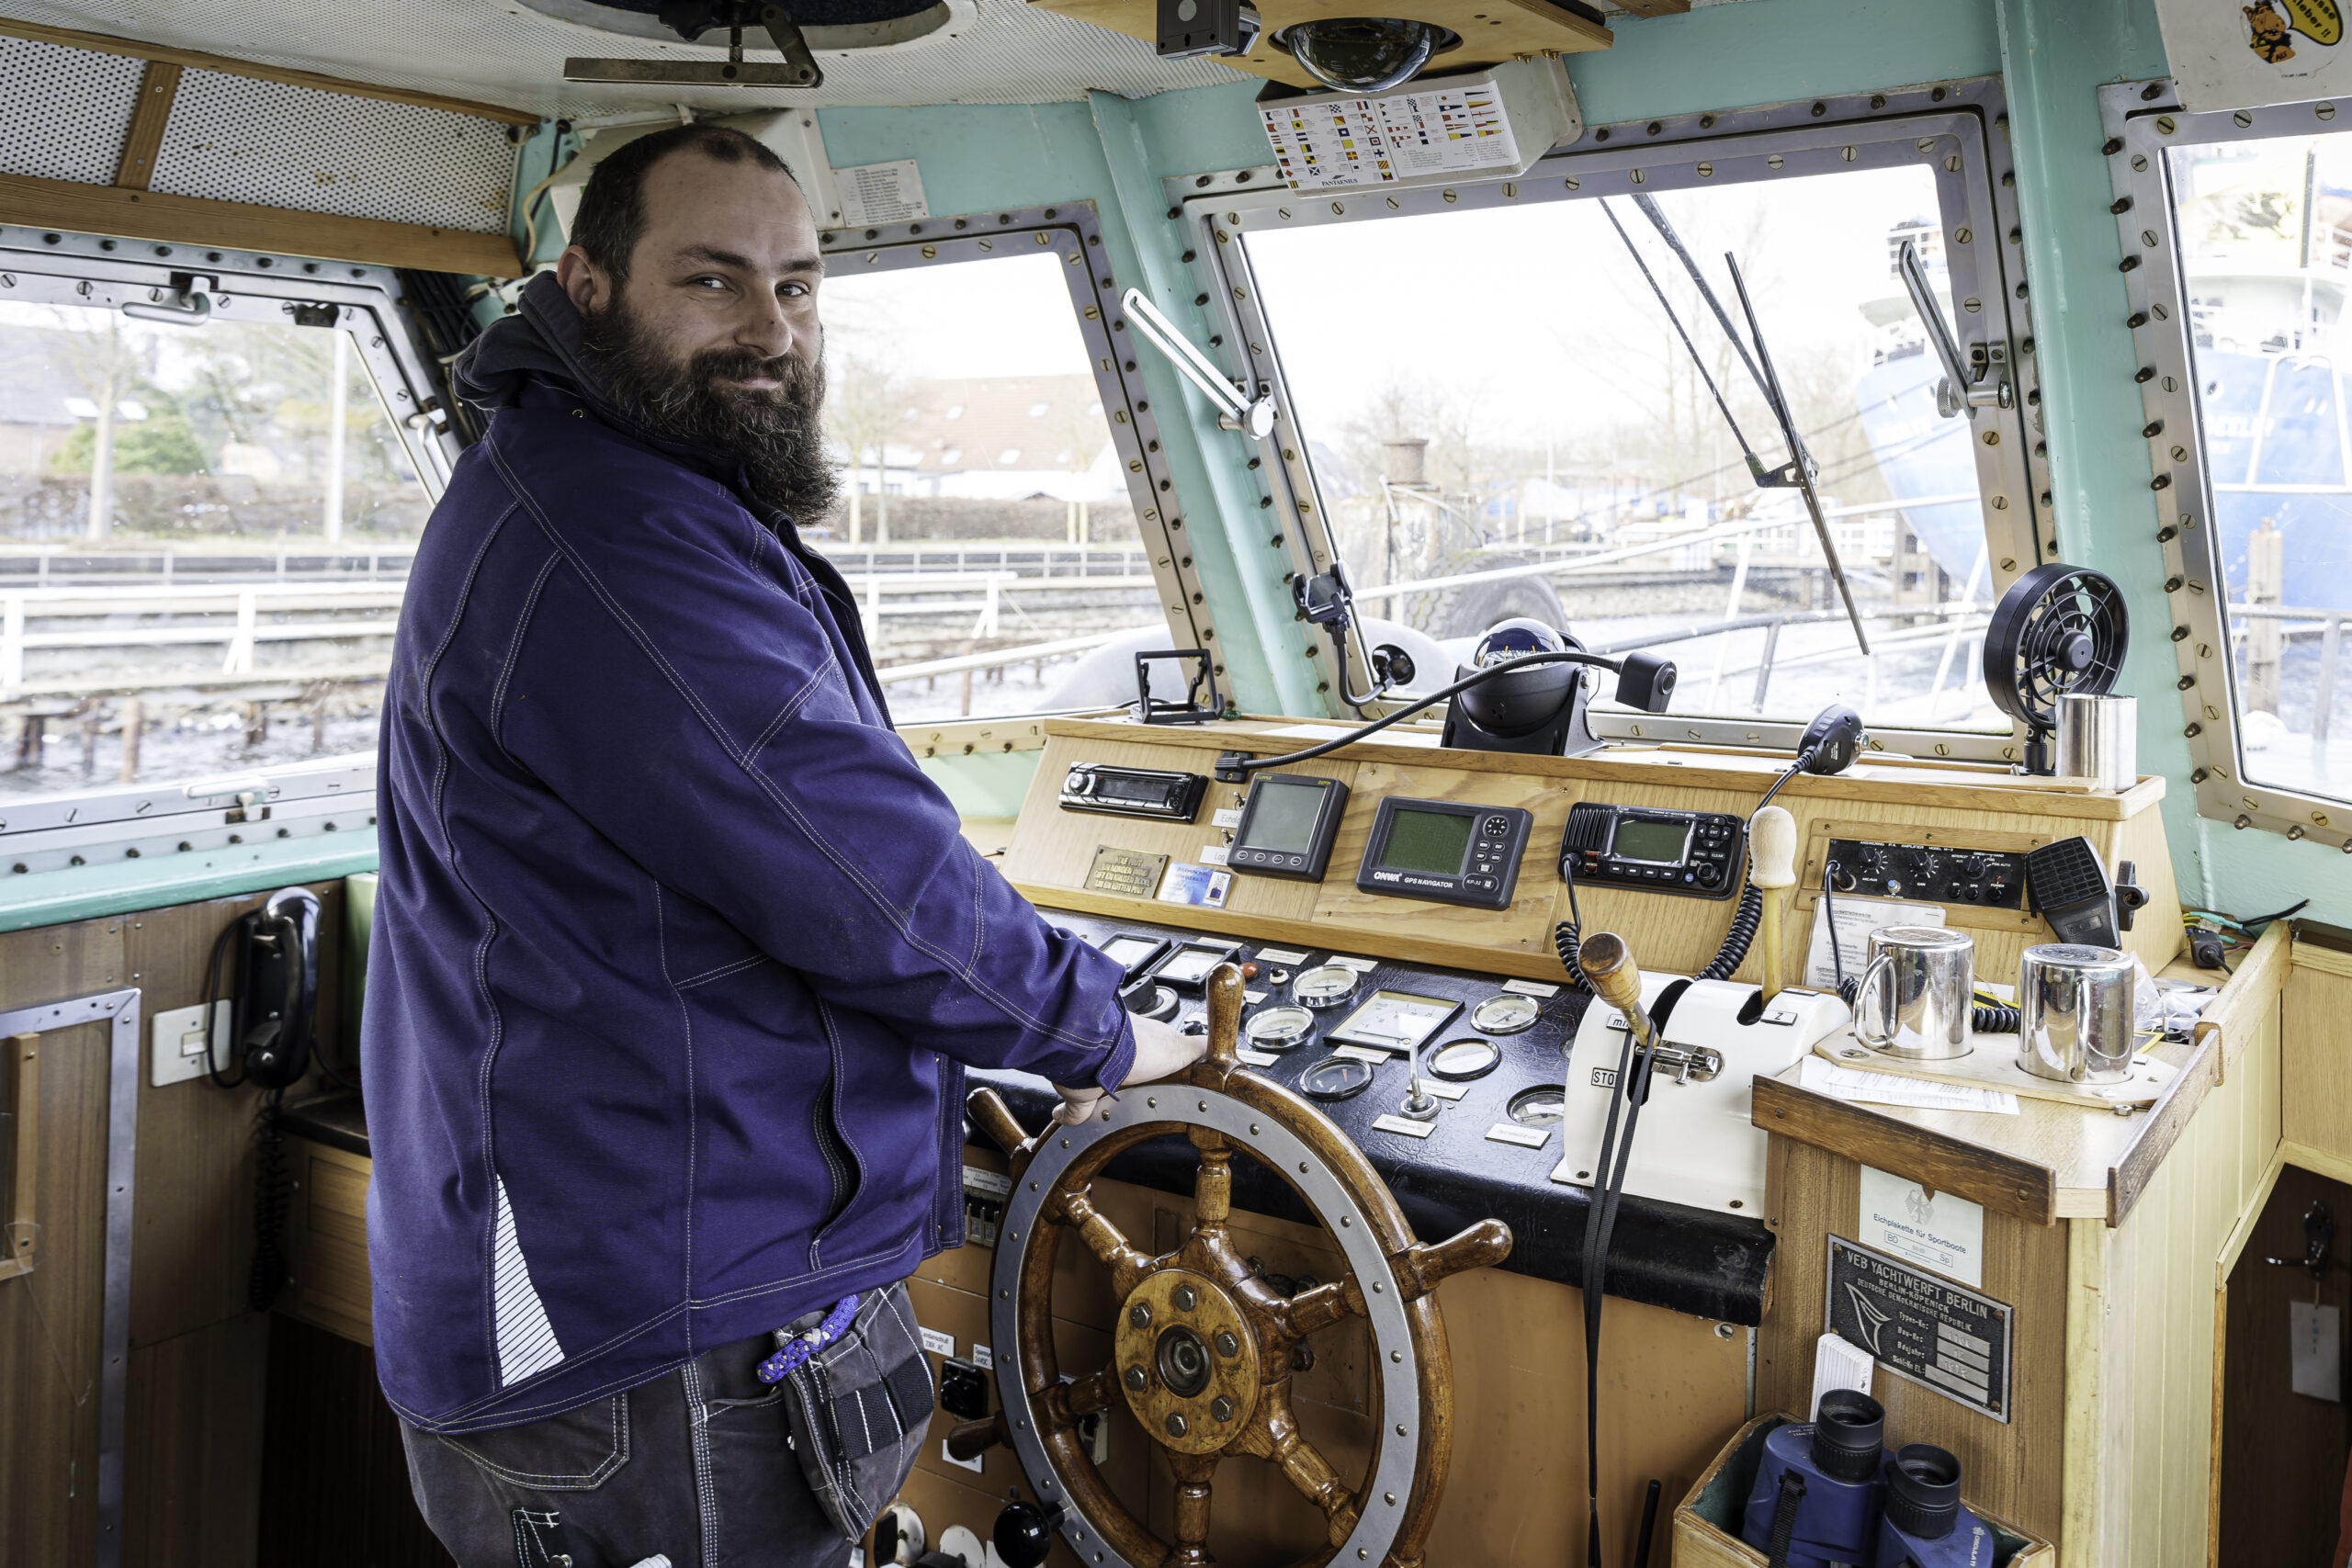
left=364, top=123, right=1198, bottom=1568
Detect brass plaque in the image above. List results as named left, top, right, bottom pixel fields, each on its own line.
left=1084, top=845, right=1170, bottom=898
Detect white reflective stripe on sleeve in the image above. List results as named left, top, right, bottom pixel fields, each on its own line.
left=493, top=1176, right=567, bottom=1385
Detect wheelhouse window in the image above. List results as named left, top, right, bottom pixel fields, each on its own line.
left=1215, top=90, right=2036, bottom=746
left=816, top=245, right=1163, bottom=723
left=0, top=295, right=428, bottom=804
left=2166, top=130, right=2352, bottom=806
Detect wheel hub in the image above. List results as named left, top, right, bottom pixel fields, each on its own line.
left=1115, top=1268, right=1260, bottom=1454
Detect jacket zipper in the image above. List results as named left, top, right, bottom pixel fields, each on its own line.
left=809, top=1077, right=853, bottom=1263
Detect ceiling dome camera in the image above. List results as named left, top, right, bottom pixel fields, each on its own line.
left=1272, top=17, right=1461, bottom=95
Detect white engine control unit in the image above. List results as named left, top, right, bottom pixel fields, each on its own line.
left=1550, top=977, right=1850, bottom=1217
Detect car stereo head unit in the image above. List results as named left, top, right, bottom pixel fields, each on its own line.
left=1227, top=773, right=1350, bottom=879
left=1353, top=797, right=1533, bottom=909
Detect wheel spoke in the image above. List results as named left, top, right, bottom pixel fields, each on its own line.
left=1167, top=1450, right=1218, bottom=1567
left=1234, top=1382, right=1361, bottom=1546
left=1047, top=1363, right=1117, bottom=1428
left=1189, top=1127, right=1232, bottom=1230
left=1049, top=1187, right=1152, bottom=1297
left=1274, top=1278, right=1364, bottom=1344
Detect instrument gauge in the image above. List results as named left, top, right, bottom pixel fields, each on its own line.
left=1427, top=1038, right=1502, bottom=1082
left=1507, top=1086, right=1566, bottom=1125
left=1300, top=1055, right=1376, bottom=1102
left=1241, top=1006, right=1316, bottom=1052
left=1292, top=964, right=1362, bottom=1010
left=1468, top=993, right=1542, bottom=1035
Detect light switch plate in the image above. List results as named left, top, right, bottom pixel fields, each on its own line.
left=151, top=1001, right=229, bottom=1088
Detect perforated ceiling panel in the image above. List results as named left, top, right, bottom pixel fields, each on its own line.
left=151, top=69, right=516, bottom=232
left=0, top=31, right=142, bottom=184
left=0, top=0, right=1240, bottom=116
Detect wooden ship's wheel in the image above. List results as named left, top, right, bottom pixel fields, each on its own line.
left=955, top=964, right=1515, bottom=1568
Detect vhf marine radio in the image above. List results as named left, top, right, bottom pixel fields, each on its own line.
left=1558, top=802, right=1746, bottom=899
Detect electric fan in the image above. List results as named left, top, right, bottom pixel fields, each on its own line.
left=1982, top=562, right=2131, bottom=774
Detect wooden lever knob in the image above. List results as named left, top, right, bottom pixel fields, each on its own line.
left=1204, top=962, right=1245, bottom=1071
left=966, top=1087, right=1041, bottom=1182
left=1749, top=804, right=1797, bottom=891
left=945, top=1412, right=1009, bottom=1462
left=1577, top=931, right=1643, bottom=1017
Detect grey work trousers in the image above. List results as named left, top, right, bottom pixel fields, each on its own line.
left=401, top=1328, right=862, bottom=1568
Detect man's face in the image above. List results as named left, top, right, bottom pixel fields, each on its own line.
left=557, top=148, right=838, bottom=518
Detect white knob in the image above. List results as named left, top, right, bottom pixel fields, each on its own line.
left=1750, top=805, right=1797, bottom=891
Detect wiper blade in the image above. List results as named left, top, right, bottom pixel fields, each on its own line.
left=1625, top=192, right=1871, bottom=654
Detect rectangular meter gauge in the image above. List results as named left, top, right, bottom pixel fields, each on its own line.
left=1354, top=798, right=1533, bottom=909
left=1227, top=773, right=1350, bottom=879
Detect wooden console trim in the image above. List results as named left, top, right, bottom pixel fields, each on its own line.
left=1752, top=1075, right=2060, bottom=1226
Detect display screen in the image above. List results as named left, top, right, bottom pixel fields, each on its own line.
left=1156, top=946, right=1228, bottom=986
left=1098, top=935, right=1162, bottom=969
left=1612, top=818, right=1691, bottom=863
left=1379, top=807, right=1474, bottom=875
left=1238, top=776, right=1332, bottom=854
left=1102, top=775, right=1164, bottom=804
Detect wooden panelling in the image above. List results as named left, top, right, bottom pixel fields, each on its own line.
left=123, top=1314, right=267, bottom=1568
left=2064, top=979, right=2282, bottom=1567
left=1005, top=722, right=2185, bottom=987
left=1308, top=760, right=1567, bottom=962
left=281, top=1136, right=376, bottom=1346
left=126, top=883, right=347, bottom=1348
left=112, top=62, right=179, bottom=190
left=257, top=1315, right=455, bottom=1568
left=2281, top=944, right=2352, bottom=1155
left=1757, top=1136, right=2072, bottom=1542
left=0, top=173, right=524, bottom=277
left=904, top=1169, right=1745, bottom=1568
left=0, top=17, right=538, bottom=122
left=1751, top=1074, right=2059, bottom=1224
left=0, top=915, right=126, bottom=1568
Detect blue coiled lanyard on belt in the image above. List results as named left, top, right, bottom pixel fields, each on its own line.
left=757, top=1293, right=862, bottom=1385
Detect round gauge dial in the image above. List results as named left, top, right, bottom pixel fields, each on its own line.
left=1292, top=964, right=1362, bottom=1010
left=1241, top=1006, right=1316, bottom=1052
left=1468, top=994, right=1542, bottom=1035
left=1125, top=985, right=1179, bottom=1022
left=1427, top=1038, right=1501, bottom=1082
left=1300, top=1055, right=1377, bottom=1101
left=1507, top=1086, right=1566, bottom=1125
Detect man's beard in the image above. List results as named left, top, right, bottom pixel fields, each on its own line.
left=581, top=295, right=841, bottom=522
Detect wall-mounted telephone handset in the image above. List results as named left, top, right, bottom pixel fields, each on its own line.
left=201, top=886, right=322, bottom=1091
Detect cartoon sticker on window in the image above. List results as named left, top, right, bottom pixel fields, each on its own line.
left=2246, top=0, right=2343, bottom=63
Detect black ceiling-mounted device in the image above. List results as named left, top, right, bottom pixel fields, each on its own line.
left=1135, top=648, right=1224, bottom=725
left=1984, top=563, right=2130, bottom=775
left=1440, top=619, right=1678, bottom=759
left=564, top=0, right=829, bottom=87
left=1158, top=0, right=1261, bottom=57
left=1270, top=17, right=1460, bottom=93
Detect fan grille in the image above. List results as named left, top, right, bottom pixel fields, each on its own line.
left=1984, top=564, right=2131, bottom=733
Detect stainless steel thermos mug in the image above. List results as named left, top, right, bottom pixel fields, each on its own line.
left=1852, top=926, right=1975, bottom=1060
left=2017, top=943, right=2136, bottom=1084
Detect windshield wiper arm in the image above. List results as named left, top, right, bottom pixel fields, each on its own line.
left=1725, top=251, right=1871, bottom=654
left=1623, top=193, right=1871, bottom=654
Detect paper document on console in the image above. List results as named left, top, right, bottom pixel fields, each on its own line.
left=1798, top=1055, right=2019, bottom=1115
left=1804, top=894, right=1946, bottom=990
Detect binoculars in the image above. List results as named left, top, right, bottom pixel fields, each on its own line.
left=1739, top=1391, right=1993, bottom=1568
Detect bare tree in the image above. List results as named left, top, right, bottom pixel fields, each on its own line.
left=47, top=312, right=147, bottom=539
left=824, top=354, right=905, bottom=546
